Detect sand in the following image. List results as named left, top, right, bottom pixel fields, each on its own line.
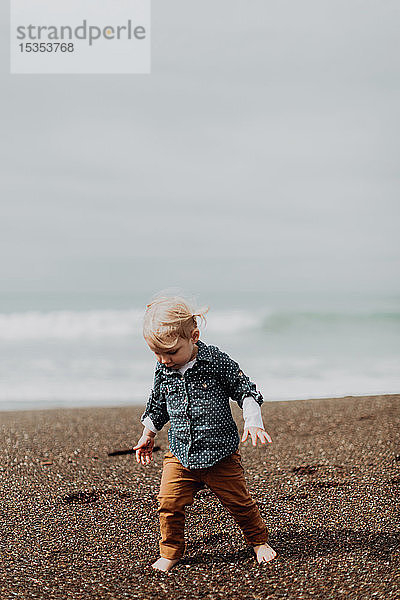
left=0, top=394, right=399, bottom=600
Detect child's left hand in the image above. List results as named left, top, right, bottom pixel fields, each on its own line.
left=241, top=426, right=272, bottom=446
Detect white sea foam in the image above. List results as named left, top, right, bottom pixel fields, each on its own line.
left=205, top=309, right=264, bottom=333
left=0, top=310, right=143, bottom=340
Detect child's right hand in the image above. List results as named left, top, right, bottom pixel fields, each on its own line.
left=133, top=434, right=155, bottom=465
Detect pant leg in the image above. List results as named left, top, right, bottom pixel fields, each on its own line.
left=203, top=450, right=269, bottom=546
left=157, top=450, right=204, bottom=560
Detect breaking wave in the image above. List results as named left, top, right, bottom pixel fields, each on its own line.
left=0, top=307, right=398, bottom=340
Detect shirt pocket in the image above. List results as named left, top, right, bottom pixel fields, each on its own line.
left=162, top=381, right=183, bottom=414
left=194, top=377, right=217, bottom=406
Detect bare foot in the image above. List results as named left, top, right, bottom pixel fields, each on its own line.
left=151, top=557, right=179, bottom=572
left=253, top=544, right=277, bottom=564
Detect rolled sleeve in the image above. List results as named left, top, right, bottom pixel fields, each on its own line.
left=140, top=369, right=169, bottom=432
left=141, top=415, right=159, bottom=434
left=243, top=396, right=264, bottom=429
left=216, top=349, right=263, bottom=409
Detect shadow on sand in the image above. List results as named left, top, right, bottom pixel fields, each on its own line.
left=181, top=528, right=399, bottom=565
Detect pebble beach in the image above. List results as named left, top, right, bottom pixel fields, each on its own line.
left=1, top=394, right=399, bottom=600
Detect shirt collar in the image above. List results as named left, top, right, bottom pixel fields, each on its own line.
left=157, top=339, right=212, bottom=376
left=195, top=339, right=212, bottom=362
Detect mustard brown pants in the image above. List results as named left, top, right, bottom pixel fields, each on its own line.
left=156, top=449, right=269, bottom=560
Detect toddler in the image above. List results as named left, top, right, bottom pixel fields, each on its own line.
left=133, top=295, right=277, bottom=571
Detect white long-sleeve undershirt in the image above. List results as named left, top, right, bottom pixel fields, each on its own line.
left=142, top=357, right=264, bottom=434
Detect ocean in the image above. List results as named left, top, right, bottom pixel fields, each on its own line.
left=0, top=290, right=398, bottom=411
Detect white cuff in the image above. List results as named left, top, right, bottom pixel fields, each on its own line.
left=243, top=396, right=264, bottom=429
left=141, top=416, right=159, bottom=434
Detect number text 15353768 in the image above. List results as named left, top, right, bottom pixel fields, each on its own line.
left=19, top=43, right=75, bottom=53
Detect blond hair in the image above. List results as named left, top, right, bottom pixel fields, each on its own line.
left=143, top=294, right=209, bottom=350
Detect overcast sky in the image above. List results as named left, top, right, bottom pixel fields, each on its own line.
left=1, top=0, right=399, bottom=300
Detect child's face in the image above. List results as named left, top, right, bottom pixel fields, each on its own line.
left=147, top=329, right=200, bottom=369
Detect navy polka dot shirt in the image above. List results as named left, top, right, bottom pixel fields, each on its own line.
left=141, top=340, right=263, bottom=468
